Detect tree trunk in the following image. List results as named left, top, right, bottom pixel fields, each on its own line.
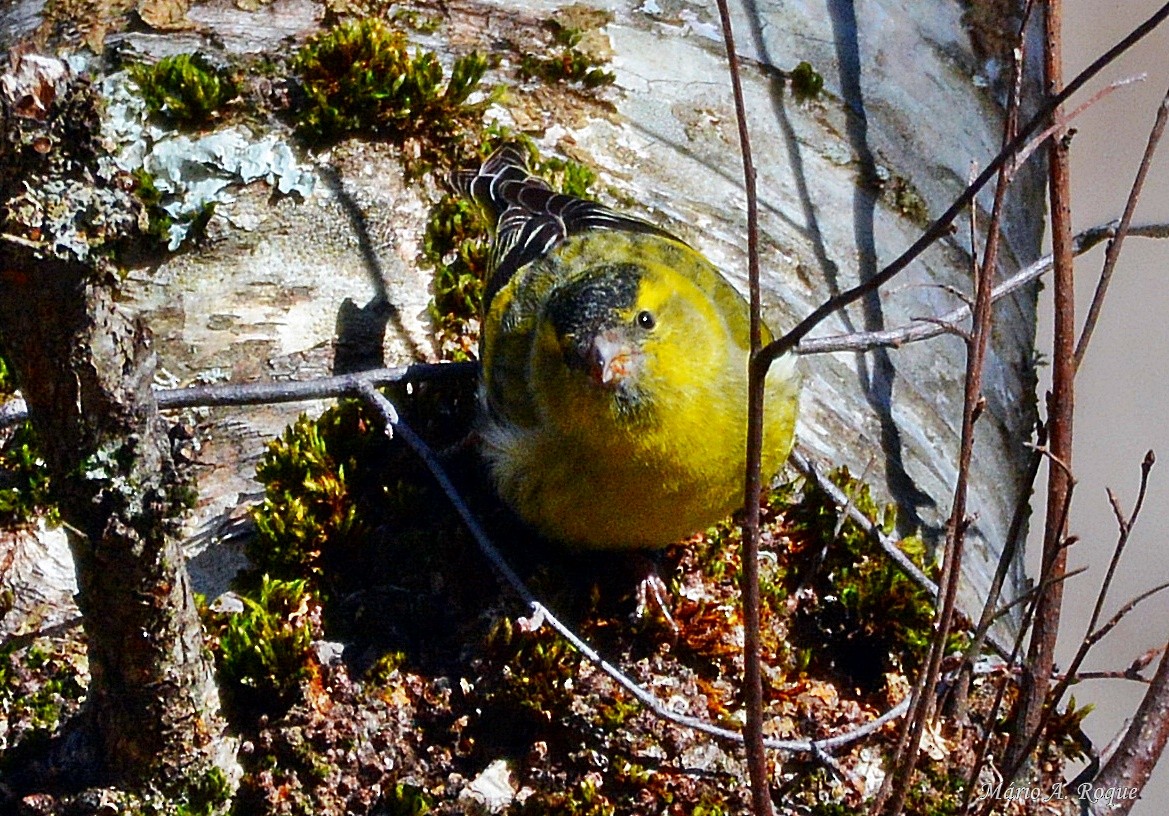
left=0, top=56, right=238, bottom=793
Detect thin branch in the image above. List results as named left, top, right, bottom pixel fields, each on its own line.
left=1075, top=85, right=1169, bottom=368
left=1086, top=451, right=1155, bottom=637
left=789, top=449, right=936, bottom=597
left=5, top=225, right=1169, bottom=431
left=1087, top=582, right=1169, bottom=651
left=1000, top=456, right=1159, bottom=791
left=0, top=362, right=476, bottom=427
left=987, top=566, right=1088, bottom=627
left=878, top=26, right=1020, bottom=808
left=711, top=0, right=771, bottom=811
left=1072, top=671, right=1151, bottom=684
left=1072, top=645, right=1166, bottom=683
left=351, top=381, right=908, bottom=758
left=1007, top=74, right=1147, bottom=174
left=796, top=222, right=1169, bottom=356
left=966, top=481, right=1080, bottom=815
left=952, top=438, right=1044, bottom=724
left=1010, top=0, right=1078, bottom=771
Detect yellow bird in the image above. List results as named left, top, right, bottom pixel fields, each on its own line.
left=454, top=144, right=799, bottom=549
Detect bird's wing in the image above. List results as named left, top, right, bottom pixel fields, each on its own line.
left=454, top=143, right=680, bottom=311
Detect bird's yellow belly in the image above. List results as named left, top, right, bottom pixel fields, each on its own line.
left=484, top=422, right=741, bottom=549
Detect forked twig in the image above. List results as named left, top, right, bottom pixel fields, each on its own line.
left=999, top=455, right=1158, bottom=795
left=796, top=222, right=1169, bottom=355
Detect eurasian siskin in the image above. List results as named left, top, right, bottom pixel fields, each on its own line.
left=454, top=144, right=800, bottom=549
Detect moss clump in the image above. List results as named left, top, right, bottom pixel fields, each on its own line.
left=886, top=174, right=931, bottom=226
left=248, top=401, right=382, bottom=589
left=293, top=18, right=491, bottom=174
left=204, top=575, right=321, bottom=720
left=532, top=152, right=598, bottom=199
left=175, top=765, right=234, bottom=816
left=518, top=18, right=616, bottom=89
left=481, top=616, right=582, bottom=724
left=510, top=777, right=616, bottom=815
left=0, top=636, right=88, bottom=762
left=777, top=468, right=954, bottom=691
left=389, top=7, right=441, bottom=34
left=130, top=53, right=239, bottom=128
left=789, top=60, right=824, bottom=102
left=382, top=782, right=432, bottom=815
left=423, top=194, right=489, bottom=361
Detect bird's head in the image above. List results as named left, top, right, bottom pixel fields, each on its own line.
left=544, top=264, right=657, bottom=400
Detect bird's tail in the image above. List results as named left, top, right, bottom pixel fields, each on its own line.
left=453, top=143, right=682, bottom=310
left=451, top=143, right=555, bottom=230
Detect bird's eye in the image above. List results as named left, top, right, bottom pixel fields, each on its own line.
left=635, top=310, right=656, bottom=330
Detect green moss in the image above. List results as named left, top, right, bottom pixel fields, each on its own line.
left=532, top=153, right=598, bottom=199
left=293, top=18, right=492, bottom=175
left=390, top=7, right=441, bottom=34
left=249, top=402, right=376, bottom=587
left=364, top=650, right=409, bottom=685
left=481, top=616, right=581, bottom=723
left=789, top=60, right=824, bottom=102
left=775, top=468, right=955, bottom=691
left=0, top=416, right=54, bottom=527
left=0, top=355, right=55, bottom=526
left=383, top=782, right=432, bottom=815
left=130, top=53, right=239, bottom=128
left=511, top=777, right=616, bottom=816
left=423, top=194, right=490, bottom=361
left=901, top=761, right=967, bottom=816
left=886, top=174, right=931, bottom=226
left=205, top=575, right=320, bottom=719
left=518, top=18, right=616, bottom=89
left=0, top=636, right=87, bottom=763
left=175, top=765, right=233, bottom=816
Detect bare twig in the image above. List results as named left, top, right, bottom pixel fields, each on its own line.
left=952, top=438, right=1044, bottom=723
left=1072, top=645, right=1165, bottom=683
left=1084, top=641, right=1169, bottom=815
left=351, top=381, right=908, bottom=758
left=5, top=225, right=1169, bottom=432
left=965, top=483, right=1082, bottom=815
left=987, top=566, right=1088, bottom=627
left=795, top=222, right=1169, bottom=356
left=1008, top=74, right=1147, bottom=174
left=789, top=449, right=936, bottom=599
left=882, top=5, right=1041, bottom=808
left=711, top=0, right=771, bottom=811
left=1009, top=0, right=1077, bottom=773
left=1000, top=456, right=1158, bottom=790
left=1072, top=671, right=1150, bottom=684
left=1087, top=452, right=1155, bottom=637
left=1075, top=86, right=1169, bottom=367
left=877, top=24, right=1021, bottom=809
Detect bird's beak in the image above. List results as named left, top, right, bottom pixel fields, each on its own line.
left=588, top=329, right=635, bottom=387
